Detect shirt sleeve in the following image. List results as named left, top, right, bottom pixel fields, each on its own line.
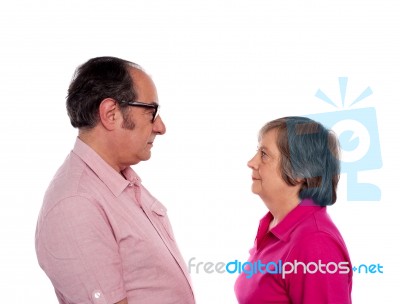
left=284, top=232, right=352, bottom=304
left=36, top=195, right=127, bottom=303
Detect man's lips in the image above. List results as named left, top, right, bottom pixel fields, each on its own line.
left=252, top=176, right=261, bottom=181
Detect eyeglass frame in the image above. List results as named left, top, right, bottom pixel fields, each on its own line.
left=119, top=100, right=160, bottom=123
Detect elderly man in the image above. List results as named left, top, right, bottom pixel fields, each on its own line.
left=35, top=57, right=195, bottom=304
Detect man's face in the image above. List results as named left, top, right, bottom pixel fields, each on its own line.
left=116, top=68, right=166, bottom=167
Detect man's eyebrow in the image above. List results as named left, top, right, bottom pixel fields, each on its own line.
left=138, top=102, right=158, bottom=108
left=136, top=101, right=158, bottom=105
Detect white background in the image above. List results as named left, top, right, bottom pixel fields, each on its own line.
left=1, top=0, right=399, bottom=303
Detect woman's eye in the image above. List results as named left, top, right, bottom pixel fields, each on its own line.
left=260, top=150, right=268, bottom=158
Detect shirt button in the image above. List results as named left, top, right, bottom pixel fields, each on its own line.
left=92, top=290, right=103, bottom=300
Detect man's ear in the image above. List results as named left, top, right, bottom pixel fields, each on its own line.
left=98, top=98, right=120, bottom=130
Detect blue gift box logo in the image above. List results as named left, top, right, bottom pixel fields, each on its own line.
left=305, top=77, right=382, bottom=201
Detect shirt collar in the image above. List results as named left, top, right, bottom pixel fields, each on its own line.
left=256, top=199, right=324, bottom=246
left=72, top=137, right=141, bottom=197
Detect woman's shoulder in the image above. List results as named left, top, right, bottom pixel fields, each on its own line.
left=286, top=211, right=350, bottom=262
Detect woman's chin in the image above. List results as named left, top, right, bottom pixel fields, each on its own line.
left=251, top=185, right=261, bottom=196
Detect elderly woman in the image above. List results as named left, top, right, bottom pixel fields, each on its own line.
left=235, top=116, right=352, bottom=303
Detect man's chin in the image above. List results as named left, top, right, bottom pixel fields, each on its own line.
left=140, top=152, right=152, bottom=161
left=130, top=153, right=151, bottom=165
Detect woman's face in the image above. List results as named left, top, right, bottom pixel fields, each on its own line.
left=247, top=129, right=298, bottom=204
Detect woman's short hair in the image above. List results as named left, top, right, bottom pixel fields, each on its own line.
left=66, top=56, right=141, bottom=129
left=259, top=116, right=341, bottom=206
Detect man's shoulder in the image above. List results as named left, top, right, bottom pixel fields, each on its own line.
left=42, top=152, right=98, bottom=211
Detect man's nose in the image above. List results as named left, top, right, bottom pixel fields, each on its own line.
left=153, top=116, right=166, bottom=135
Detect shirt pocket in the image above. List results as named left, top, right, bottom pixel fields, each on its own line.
left=150, top=200, right=175, bottom=241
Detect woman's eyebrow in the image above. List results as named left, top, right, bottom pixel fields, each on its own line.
left=258, top=145, right=270, bottom=152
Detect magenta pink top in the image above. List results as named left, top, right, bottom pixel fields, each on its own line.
left=235, top=199, right=352, bottom=304
left=35, top=138, right=195, bottom=304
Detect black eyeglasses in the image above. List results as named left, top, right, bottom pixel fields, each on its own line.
left=120, top=100, right=160, bottom=123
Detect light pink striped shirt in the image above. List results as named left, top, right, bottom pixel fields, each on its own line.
left=36, top=138, right=195, bottom=304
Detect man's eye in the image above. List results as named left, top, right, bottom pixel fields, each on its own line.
left=145, top=109, right=155, bottom=116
